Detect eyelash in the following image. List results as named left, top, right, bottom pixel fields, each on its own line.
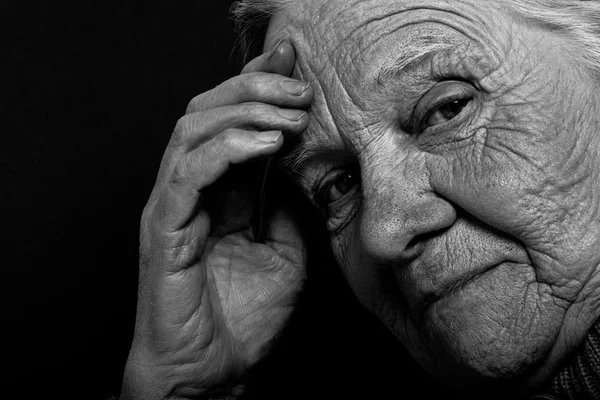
left=313, top=165, right=360, bottom=217
left=420, top=96, right=472, bottom=132
left=412, top=81, right=476, bottom=133
left=431, top=94, right=469, bottom=115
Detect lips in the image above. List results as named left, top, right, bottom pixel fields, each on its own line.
left=417, top=263, right=499, bottom=311
left=395, top=218, right=533, bottom=314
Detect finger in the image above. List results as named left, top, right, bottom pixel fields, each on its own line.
left=241, top=39, right=296, bottom=76
left=160, top=129, right=284, bottom=232
left=186, top=73, right=312, bottom=114
left=155, top=103, right=308, bottom=203
left=172, top=103, right=308, bottom=152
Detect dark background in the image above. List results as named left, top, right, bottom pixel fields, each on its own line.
left=3, top=1, right=458, bottom=399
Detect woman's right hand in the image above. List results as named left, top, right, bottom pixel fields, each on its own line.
left=121, top=40, right=313, bottom=400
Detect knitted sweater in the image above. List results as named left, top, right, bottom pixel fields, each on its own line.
left=539, top=323, right=600, bottom=400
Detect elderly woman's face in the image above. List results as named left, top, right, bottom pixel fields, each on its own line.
left=266, top=0, right=600, bottom=394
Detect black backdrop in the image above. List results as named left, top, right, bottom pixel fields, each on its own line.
left=3, top=1, right=458, bottom=399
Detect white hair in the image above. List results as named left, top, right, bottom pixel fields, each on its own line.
left=231, top=0, right=600, bottom=176
left=506, top=0, right=600, bottom=79
left=231, top=0, right=600, bottom=78
left=230, top=0, right=293, bottom=63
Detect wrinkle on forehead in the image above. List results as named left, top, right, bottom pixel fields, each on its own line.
left=268, top=0, right=510, bottom=173
left=283, top=0, right=506, bottom=59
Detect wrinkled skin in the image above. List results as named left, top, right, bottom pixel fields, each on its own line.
left=123, top=0, right=600, bottom=399
left=121, top=43, right=314, bottom=400
left=264, top=0, right=600, bottom=397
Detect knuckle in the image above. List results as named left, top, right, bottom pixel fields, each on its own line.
left=185, top=95, right=202, bottom=114
left=211, top=131, right=234, bottom=158
left=220, top=129, right=241, bottom=149
left=190, top=85, right=224, bottom=113
left=236, top=73, right=263, bottom=95
left=173, top=115, right=189, bottom=144
left=172, top=113, right=201, bottom=146
left=235, top=74, right=252, bottom=95
left=238, top=102, right=272, bottom=118
left=186, top=84, right=224, bottom=114
left=170, top=159, right=190, bottom=187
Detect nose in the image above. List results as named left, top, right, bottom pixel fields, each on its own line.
left=358, top=164, right=456, bottom=264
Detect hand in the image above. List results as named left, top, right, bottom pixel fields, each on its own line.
left=121, top=40, right=313, bottom=400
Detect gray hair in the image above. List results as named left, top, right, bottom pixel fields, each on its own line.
left=231, top=0, right=600, bottom=176
left=230, top=0, right=291, bottom=63
left=231, top=0, right=600, bottom=78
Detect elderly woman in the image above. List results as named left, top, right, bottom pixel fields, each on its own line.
left=120, top=0, right=600, bottom=399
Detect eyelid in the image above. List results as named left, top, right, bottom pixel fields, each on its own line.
left=311, top=166, right=336, bottom=204
left=411, top=80, right=476, bottom=131
left=313, top=164, right=360, bottom=209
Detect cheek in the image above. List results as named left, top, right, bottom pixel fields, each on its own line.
left=430, top=106, right=590, bottom=244
left=427, top=140, right=552, bottom=244
left=436, top=90, right=600, bottom=245
left=425, top=123, right=600, bottom=298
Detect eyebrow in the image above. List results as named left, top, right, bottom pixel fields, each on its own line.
left=377, top=31, right=459, bottom=82
left=281, top=32, right=460, bottom=176
left=279, top=133, right=343, bottom=177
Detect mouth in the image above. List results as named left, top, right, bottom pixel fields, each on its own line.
left=413, top=262, right=500, bottom=314
left=409, top=260, right=535, bottom=319
left=399, top=216, right=534, bottom=316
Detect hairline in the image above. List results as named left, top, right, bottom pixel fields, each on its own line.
left=231, top=0, right=293, bottom=64
left=232, top=0, right=600, bottom=76
left=232, top=0, right=600, bottom=178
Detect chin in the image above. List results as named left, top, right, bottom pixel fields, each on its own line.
left=412, top=335, right=544, bottom=398
left=403, top=263, right=565, bottom=396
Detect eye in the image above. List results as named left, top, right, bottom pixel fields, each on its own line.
left=315, top=165, right=361, bottom=210
left=426, top=98, right=471, bottom=127
left=327, top=171, right=359, bottom=203
left=412, top=80, right=477, bottom=132
left=312, top=164, right=361, bottom=232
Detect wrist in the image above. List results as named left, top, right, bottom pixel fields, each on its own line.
left=120, top=348, right=246, bottom=400
left=120, top=351, right=169, bottom=400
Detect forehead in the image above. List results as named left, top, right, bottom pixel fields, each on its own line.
left=265, top=0, right=514, bottom=155
left=266, top=0, right=509, bottom=76
left=267, top=0, right=506, bottom=50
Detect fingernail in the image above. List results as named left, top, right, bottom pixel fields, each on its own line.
left=257, top=131, right=282, bottom=144
left=267, top=39, right=285, bottom=60
left=278, top=109, right=306, bottom=121
left=280, top=80, right=310, bottom=96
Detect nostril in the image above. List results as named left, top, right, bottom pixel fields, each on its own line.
left=359, top=195, right=456, bottom=263
left=406, top=227, right=449, bottom=250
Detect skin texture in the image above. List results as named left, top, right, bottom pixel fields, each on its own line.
left=264, top=0, right=600, bottom=397
left=123, top=0, right=600, bottom=399
left=121, top=43, right=314, bottom=400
